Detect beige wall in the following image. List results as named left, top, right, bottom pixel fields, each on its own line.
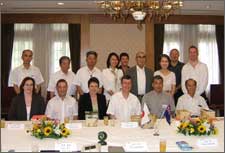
left=80, top=24, right=146, bottom=70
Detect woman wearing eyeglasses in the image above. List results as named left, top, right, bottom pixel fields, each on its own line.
left=8, top=77, right=46, bottom=120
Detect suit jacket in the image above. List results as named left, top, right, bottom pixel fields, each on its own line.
left=8, top=93, right=46, bottom=121
left=78, top=93, right=107, bottom=120
left=126, top=66, right=154, bottom=96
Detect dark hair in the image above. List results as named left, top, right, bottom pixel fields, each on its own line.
left=153, top=75, right=163, bottom=83
left=88, top=77, right=100, bottom=87
left=169, top=48, right=179, bottom=54
left=189, top=45, right=198, bottom=53
left=185, top=78, right=197, bottom=88
left=159, top=54, right=171, bottom=68
left=19, top=77, right=36, bottom=94
left=119, top=52, right=129, bottom=60
left=56, top=79, right=68, bottom=87
left=59, top=56, right=70, bottom=65
left=106, top=52, right=120, bottom=68
left=86, top=51, right=98, bottom=58
left=121, top=75, right=132, bottom=83
left=22, top=49, right=33, bottom=56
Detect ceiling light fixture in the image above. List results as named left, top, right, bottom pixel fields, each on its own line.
left=57, top=2, right=64, bottom=5
left=97, top=0, right=183, bottom=30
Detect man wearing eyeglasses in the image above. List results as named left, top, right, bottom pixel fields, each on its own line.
left=126, top=51, right=154, bottom=103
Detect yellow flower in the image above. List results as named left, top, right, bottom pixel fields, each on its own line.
left=61, top=128, right=69, bottom=137
left=44, top=126, right=52, bottom=136
left=189, top=128, right=195, bottom=134
left=198, top=125, right=206, bottom=133
left=214, top=128, right=219, bottom=135
left=37, top=129, right=41, bottom=133
left=33, top=124, right=39, bottom=130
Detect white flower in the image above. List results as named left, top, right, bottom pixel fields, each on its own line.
left=54, top=127, right=61, bottom=135
left=203, top=122, right=210, bottom=132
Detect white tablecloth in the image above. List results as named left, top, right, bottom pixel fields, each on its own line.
left=1, top=118, right=224, bottom=152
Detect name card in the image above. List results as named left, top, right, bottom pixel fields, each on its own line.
left=121, top=122, right=138, bottom=128
left=197, top=138, right=218, bottom=147
left=124, top=142, right=149, bottom=152
left=65, top=123, right=82, bottom=130
left=55, top=142, right=78, bottom=152
left=7, top=123, right=25, bottom=130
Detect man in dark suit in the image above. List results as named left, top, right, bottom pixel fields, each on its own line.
left=126, top=51, right=154, bottom=102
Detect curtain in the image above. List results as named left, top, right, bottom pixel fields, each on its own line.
left=215, top=25, right=224, bottom=84
left=154, top=24, right=164, bottom=71
left=163, top=24, right=220, bottom=99
left=69, top=24, right=81, bottom=73
left=1, top=24, right=14, bottom=87
left=11, top=24, right=70, bottom=98
left=163, top=24, right=198, bottom=62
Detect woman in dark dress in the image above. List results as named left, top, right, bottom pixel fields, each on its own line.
left=8, top=77, right=46, bottom=120
left=78, top=77, right=107, bottom=120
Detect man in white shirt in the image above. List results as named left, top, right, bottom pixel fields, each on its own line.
left=181, top=45, right=208, bottom=102
left=74, top=51, right=103, bottom=96
left=45, top=79, right=78, bottom=123
left=47, top=56, right=76, bottom=98
left=8, top=49, right=44, bottom=94
left=107, top=75, right=141, bottom=122
left=127, top=51, right=153, bottom=102
left=176, top=78, right=209, bottom=117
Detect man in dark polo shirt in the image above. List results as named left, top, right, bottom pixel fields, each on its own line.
left=168, top=49, right=185, bottom=106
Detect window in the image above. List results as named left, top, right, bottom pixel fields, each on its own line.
left=163, top=24, right=220, bottom=97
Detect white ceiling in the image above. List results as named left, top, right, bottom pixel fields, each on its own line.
left=0, top=0, right=224, bottom=15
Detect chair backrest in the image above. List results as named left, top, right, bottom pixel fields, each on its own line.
left=210, top=84, right=224, bottom=106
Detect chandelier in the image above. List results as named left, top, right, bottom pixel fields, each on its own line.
left=97, top=0, right=183, bottom=30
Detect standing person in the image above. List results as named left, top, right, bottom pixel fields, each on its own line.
left=8, top=49, right=44, bottom=94
left=8, top=77, right=46, bottom=121
left=127, top=51, right=154, bottom=102
left=142, top=75, right=175, bottom=118
left=181, top=45, right=209, bottom=102
left=118, top=52, right=130, bottom=75
left=47, top=56, right=76, bottom=98
left=78, top=77, right=107, bottom=120
left=168, top=49, right=185, bottom=106
left=176, top=79, right=209, bottom=117
left=154, top=54, right=176, bottom=96
left=102, top=52, right=123, bottom=101
left=45, top=79, right=78, bottom=123
left=107, top=75, right=141, bottom=122
left=74, top=51, right=103, bottom=97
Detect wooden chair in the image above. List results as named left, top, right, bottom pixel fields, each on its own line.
left=209, top=84, right=224, bottom=116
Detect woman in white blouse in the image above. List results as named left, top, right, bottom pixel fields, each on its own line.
left=102, top=52, right=123, bottom=101
left=154, top=54, right=176, bottom=96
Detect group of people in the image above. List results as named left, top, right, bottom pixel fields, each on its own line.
left=7, top=45, right=209, bottom=122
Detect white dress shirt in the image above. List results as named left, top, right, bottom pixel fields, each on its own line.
left=102, top=68, right=123, bottom=100
left=8, top=64, right=44, bottom=87
left=136, top=66, right=146, bottom=95
left=181, top=62, right=208, bottom=95
left=47, top=70, right=76, bottom=96
left=45, top=95, right=78, bottom=123
left=154, top=70, right=176, bottom=92
left=74, top=66, right=103, bottom=93
left=107, top=91, right=141, bottom=122
left=176, top=94, right=209, bottom=116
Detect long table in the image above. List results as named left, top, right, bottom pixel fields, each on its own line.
left=1, top=118, right=224, bottom=152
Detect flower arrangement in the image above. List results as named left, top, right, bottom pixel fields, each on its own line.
left=177, top=118, right=218, bottom=136
left=27, top=117, right=71, bottom=139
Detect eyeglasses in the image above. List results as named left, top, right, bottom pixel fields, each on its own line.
left=137, top=56, right=146, bottom=58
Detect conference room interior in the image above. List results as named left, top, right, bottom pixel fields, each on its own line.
left=0, top=0, right=224, bottom=119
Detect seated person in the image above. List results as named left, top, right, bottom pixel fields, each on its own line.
left=142, top=75, right=175, bottom=118
left=45, top=79, right=78, bottom=123
left=78, top=77, right=107, bottom=120
left=8, top=77, right=46, bottom=120
left=176, top=78, right=209, bottom=117
left=107, top=75, right=141, bottom=122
